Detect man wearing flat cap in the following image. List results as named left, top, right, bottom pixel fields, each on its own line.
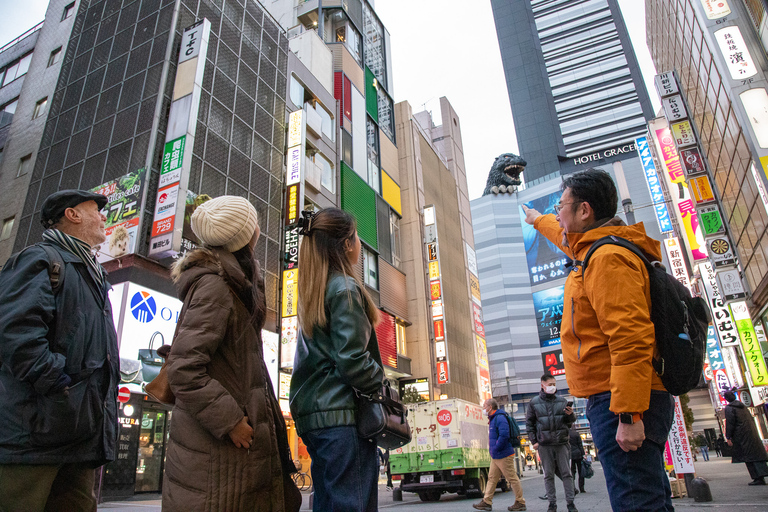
left=0, top=190, right=120, bottom=511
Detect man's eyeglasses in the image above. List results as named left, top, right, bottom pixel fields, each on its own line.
left=553, top=201, right=583, bottom=214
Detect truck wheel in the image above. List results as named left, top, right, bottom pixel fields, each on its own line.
left=418, top=491, right=442, bottom=502
left=469, top=469, right=487, bottom=498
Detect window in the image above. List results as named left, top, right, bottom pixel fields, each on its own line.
left=0, top=98, right=18, bottom=128
left=62, top=2, right=76, bottom=21
left=289, top=75, right=304, bottom=109
left=318, top=153, right=335, bottom=193
left=17, top=154, right=32, bottom=177
left=33, top=97, right=48, bottom=120
left=318, top=104, right=335, bottom=142
left=390, top=211, right=401, bottom=268
left=366, top=117, right=380, bottom=192
left=396, top=322, right=406, bottom=356
left=0, top=217, right=14, bottom=241
left=322, top=9, right=362, bottom=65
left=1, top=53, right=33, bottom=87
left=48, top=47, right=62, bottom=67
left=363, top=248, right=378, bottom=289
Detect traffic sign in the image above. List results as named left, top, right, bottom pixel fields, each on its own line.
left=118, top=386, right=131, bottom=403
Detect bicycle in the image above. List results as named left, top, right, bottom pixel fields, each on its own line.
left=292, top=460, right=312, bottom=491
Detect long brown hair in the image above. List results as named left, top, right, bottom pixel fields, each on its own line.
left=297, top=208, right=379, bottom=334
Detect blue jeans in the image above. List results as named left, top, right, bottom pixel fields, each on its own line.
left=587, top=390, right=674, bottom=512
left=302, top=426, right=378, bottom=511
left=700, top=445, right=709, bottom=461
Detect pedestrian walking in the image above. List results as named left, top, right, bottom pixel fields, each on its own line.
left=289, top=208, right=385, bottom=512
left=162, top=196, right=300, bottom=511
left=569, top=425, right=586, bottom=494
left=715, top=434, right=725, bottom=457
left=0, top=190, right=120, bottom=511
left=723, top=390, right=768, bottom=485
left=698, top=434, right=710, bottom=461
left=473, top=399, right=526, bottom=511
left=379, top=448, right=393, bottom=490
left=524, top=168, right=675, bottom=512
left=526, top=373, right=577, bottom=512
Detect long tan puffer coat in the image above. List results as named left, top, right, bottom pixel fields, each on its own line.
left=162, top=247, right=293, bottom=511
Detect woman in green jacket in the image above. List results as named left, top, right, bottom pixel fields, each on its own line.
left=289, top=208, right=385, bottom=511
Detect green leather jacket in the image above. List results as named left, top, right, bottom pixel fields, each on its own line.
left=289, top=273, right=385, bottom=436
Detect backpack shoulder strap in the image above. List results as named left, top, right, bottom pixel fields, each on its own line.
left=581, top=235, right=652, bottom=273
left=37, top=243, right=66, bottom=294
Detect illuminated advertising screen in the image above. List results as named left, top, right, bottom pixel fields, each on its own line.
left=533, top=286, right=565, bottom=348
left=520, top=191, right=568, bottom=286
left=541, top=349, right=565, bottom=376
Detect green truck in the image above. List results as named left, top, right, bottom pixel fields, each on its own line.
left=390, top=398, right=510, bottom=502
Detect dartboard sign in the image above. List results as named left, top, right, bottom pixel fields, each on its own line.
left=707, top=236, right=736, bottom=268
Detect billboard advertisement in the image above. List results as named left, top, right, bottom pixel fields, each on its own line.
left=532, top=285, right=564, bottom=348
left=520, top=191, right=568, bottom=285
left=92, top=168, right=146, bottom=263
left=541, top=349, right=565, bottom=376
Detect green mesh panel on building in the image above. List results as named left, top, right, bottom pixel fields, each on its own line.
left=341, top=162, right=378, bottom=250
left=365, top=67, right=378, bottom=123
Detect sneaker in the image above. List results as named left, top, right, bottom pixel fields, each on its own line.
left=508, top=503, right=527, bottom=511
left=538, top=495, right=549, bottom=500
left=547, top=503, right=557, bottom=512
left=579, top=488, right=585, bottom=493
left=472, top=500, right=492, bottom=511
left=566, top=502, right=578, bottom=512
left=748, top=478, right=766, bottom=486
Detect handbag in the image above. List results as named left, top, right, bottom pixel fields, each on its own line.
left=582, top=459, right=594, bottom=479
left=143, top=344, right=175, bottom=405
left=138, top=332, right=165, bottom=383
left=354, top=380, right=411, bottom=450
left=119, top=358, right=143, bottom=383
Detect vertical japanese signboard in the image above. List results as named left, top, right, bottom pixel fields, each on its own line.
left=665, top=396, right=695, bottom=473
left=714, top=27, right=758, bottom=81
left=279, top=110, right=306, bottom=404
left=663, top=237, right=691, bottom=289
left=466, top=243, right=491, bottom=400
left=650, top=121, right=708, bottom=262
left=635, top=136, right=673, bottom=233
left=730, top=302, right=768, bottom=387
left=149, top=20, right=210, bottom=257
left=425, top=206, right=449, bottom=384
left=705, top=326, right=731, bottom=408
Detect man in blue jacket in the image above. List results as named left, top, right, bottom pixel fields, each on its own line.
left=473, top=399, right=526, bottom=511
left=0, top=190, right=120, bottom=511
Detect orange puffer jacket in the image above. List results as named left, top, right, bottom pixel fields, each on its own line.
left=534, top=215, right=666, bottom=414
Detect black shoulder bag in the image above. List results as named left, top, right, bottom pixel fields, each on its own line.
left=355, top=379, right=411, bottom=449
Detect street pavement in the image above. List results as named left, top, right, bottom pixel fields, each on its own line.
left=99, top=454, right=768, bottom=511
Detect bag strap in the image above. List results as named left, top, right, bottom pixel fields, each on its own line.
left=355, top=382, right=406, bottom=414
left=149, top=331, right=164, bottom=351
left=6, top=243, right=66, bottom=294
left=580, top=235, right=653, bottom=274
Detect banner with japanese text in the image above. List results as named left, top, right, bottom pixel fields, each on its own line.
left=92, top=168, right=146, bottom=263
left=666, top=396, right=695, bottom=473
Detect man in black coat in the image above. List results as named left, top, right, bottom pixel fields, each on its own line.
left=0, top=190, right=119, bottom=510
left=723, top=390, right=768, bottom=485
left=527, top=373, right=577, bottom=512
left=569, top=425, right=586, bottom=494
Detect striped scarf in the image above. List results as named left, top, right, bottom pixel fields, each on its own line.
left=42, top=229, right=106, bottom=289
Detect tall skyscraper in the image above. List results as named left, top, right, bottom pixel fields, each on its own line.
left=491, top=0, right=655, bottom=183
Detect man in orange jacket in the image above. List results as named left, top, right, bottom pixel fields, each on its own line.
left=523, top=168, right=674, bottom=511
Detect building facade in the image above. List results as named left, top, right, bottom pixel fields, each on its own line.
left=490, top=0, right=655, bottom=184
left=646, top=0, right=768, bottom=437
left=0, top=0, right=79, bottom=265
left=396, top=98, right=489, bottom=403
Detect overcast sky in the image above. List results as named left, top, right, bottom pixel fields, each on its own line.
left=0, top=1, right=660, bottom=200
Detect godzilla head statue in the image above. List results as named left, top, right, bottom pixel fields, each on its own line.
left=483, top=153, right=526, bottom=196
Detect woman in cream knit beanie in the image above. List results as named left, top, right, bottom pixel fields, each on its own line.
left=190, top=195, right=259, bottom=252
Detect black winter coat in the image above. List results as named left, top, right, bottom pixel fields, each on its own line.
left=725, top=401, right=768, bottom=464
left=0, top=242, right=119, bottom=465
left=569, top=428, right=585, bottom=461
left=526, top=391, right=575, bottom=446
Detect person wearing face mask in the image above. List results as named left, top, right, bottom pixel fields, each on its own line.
left=525, top=374, right=577, bottom=512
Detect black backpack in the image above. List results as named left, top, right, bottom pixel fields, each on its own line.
left=4, top=243, right=66, bottom=293
left=581, top=235, right=710, bottom=396
left=502, top=411, right=521, bottom=448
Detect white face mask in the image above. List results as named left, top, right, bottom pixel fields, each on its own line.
left=544, top=384, right=557, bottom=394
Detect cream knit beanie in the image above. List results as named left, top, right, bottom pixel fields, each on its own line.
left=191, top=195, right=259, bottom=252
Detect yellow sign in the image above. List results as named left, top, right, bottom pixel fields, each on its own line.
left=476, top=334, right=489, bottom=369
left=470, top=274, right=481, bottom=303
left=288, top=110, right=303, bottom=148
left=731, top=303, right=768, bottom=387
left=281, top=269, right=298, bottom=317
left=429, top=261, right=440, bottom=280
left=691, top=175, right=715, bottom=204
